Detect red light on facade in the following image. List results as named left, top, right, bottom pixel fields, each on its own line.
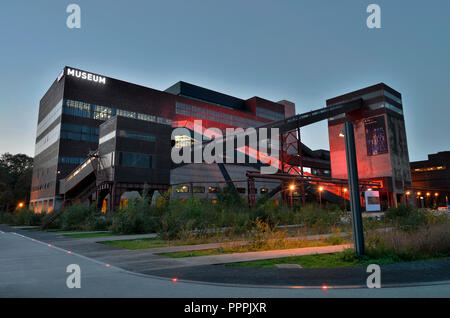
left=105, top=264, right=110, bottom=267
left=67, top=251, right=72, bottom=254
left=322, top=285, right=328, bottom=290
left=48, top=244, right=52, bottom=247
left=172, top=277, right=178, bottom=282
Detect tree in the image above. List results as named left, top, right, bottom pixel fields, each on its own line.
left=0, top=153, right=33, bottom=211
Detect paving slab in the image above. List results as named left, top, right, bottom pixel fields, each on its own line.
left=275, top=264, right=303, bottom=269
left=173, top=244, right=352, bottom=266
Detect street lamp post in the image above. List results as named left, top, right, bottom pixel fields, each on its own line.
left=318, top=186, right=324, bottom=208
left=343, top=121, right=365, bottom=255
left=343, top=188, right=348, bottom=211
left=289, top=184, right=295, bottom=208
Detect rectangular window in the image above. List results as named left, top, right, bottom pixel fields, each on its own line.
left=93, top=105, right=113, bottom=120
left=119, top=130, right=156, bottom=142
left=256, top=107, right=284, bottom=121
left=413, top=166, right=446, bottom=172
left=61, top=123, right=99, bottom=143
left=208, top=186, right=220, bottom=193
left=175, top=185, right=189, bottom=193
left=237, top=187, right=246, bottom=194
left=59, top=157, right=86, bottom=165
left=193, top=186, right=205, bottom=193
left=117, top=109, right=137, bottom=119
left=118, top=152, right=151, bottom=168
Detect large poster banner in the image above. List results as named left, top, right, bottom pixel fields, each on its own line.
left=364, top=116, right=388, bottom=156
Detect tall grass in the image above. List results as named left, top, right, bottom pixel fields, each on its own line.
left=366, top=223, right=450, bottom=259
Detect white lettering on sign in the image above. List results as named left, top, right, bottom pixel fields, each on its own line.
left=66, top=68, right=106, bottom=84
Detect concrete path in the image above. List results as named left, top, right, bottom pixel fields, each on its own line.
left=168, top=244, right=352, bottom=266
left=70, top=233, right=158, bottom=243
left=1, top=230, right=449, bottom=297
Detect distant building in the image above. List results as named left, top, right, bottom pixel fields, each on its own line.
left=410, top=151, right=450, bottom=207
left=30, top=66, right=292, bottom=212
left=327, top=83, right=412, bottom=208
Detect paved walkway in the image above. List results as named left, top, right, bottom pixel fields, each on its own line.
left=69, top=233, right=158, bottom=243
left=167, top=244, right=352, bottom=266
left=1, top=230, right=449, bottom=297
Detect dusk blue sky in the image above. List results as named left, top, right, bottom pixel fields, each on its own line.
left=0, top=0, right=449, bottom=161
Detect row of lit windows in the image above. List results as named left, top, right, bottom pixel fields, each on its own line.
left=60, top=123, right=99, bottom=143
left=255, top=107, right=285, bottom=121
left=176, top=102, right=264, bottom=128
left=413, top=166, right=446, bottom=172
left=31, top=181, right=55, bottom=192
left=63, top=99, right=172, bottom=125
left=174, top=185, right=271, bottom=194
left=59, top=157, right=87, bottom=165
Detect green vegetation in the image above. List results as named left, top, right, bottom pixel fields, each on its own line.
left=226, top=250, right=448, bottom=269
left=4, top=208, right=44, bottom=226
left=159, top=236, right=349, bottom=258
left=227, top=219, right=450, bottom=268
left=108, top=188, right=351, bottom=241
left=46, top=203, right=111, bottom=231
left=0, top=153, right=33, bottom=213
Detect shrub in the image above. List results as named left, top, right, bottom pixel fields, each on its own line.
left=385, top=204, right=428, bottom=231
left=110, top=197, right=158, bottom=234
left=246, top=219, right=289, bottom=250
left=251, top=200, right=296, bottom=226
left=297, top=203, right=345, bottom=233
left=0, top=211, right=14, bottom=224
left=366, top=223, right=450, bottom=260
left=59, top=203, right=110, bottom=231
left=12, top=208, right=43, bottom=226
left=159, top=197, right=216, bottom=240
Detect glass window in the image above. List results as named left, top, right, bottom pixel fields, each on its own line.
left=119, top=152, right=151, bottom=168
left=208, top=186, right=220, bottom=193
left=93, top=105, right=113, bottom=120
left=119, top=130, right=156, bottom=142
left=237, top=187, right=246, bottom=194
left=193, top=186, right=205, bottom=193
left=117, top=109, right=137, bottom=119
left=175, top=185, right=189, bottom=193
left=256, top=107, right=284, bottom=121
left=61, top=123, right=99, bottom=143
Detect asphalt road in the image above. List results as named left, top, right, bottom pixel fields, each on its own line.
left=1, top=230, right=449, bottom=298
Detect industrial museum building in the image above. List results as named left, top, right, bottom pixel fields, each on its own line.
left=30, top=66, right=426, bottom=213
